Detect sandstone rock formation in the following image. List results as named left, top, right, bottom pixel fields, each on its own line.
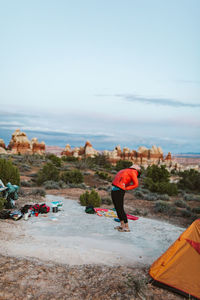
left=7, top=129, right=31, bottom=154
left=31, top=138, right=46, bottom=155
left=61, top=141, right=98, bottom=158
left=7, top=129, right=45, bottom=155
left=61, top=141, right=167, bottom=167
left=0, top=139, right=7, bottom=154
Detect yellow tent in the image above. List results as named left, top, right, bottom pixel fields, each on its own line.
left=149, top=219, right=200, bottom=299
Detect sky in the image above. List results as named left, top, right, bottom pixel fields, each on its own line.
left=0, top=0, right=199, bottom=153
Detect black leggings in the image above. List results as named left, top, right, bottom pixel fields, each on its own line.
left=111, top=189, right=127, bottom=223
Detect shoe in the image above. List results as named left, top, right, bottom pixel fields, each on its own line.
left=118, top=227, right=130, bottom=232
left=114, top=226, right=123, bottom=230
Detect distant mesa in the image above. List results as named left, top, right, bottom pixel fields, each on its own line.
left=61, top=140, right=173, bottom=167
left=1, top=129, right=198, bottom=171
left=4, top=129, right=45, bottom=155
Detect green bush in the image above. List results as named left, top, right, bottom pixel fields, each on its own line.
left=144, top=177, right=178, bottom=196
left=61, top=156, right=78, bottom=162
left=0, top=158, right=20, bottom=185
left=115, top=160, right=132, bottom=171
left=61, top=169, right=83, bottom=184
left=37, top=162, right=60, bottom=185
left=95, top=171, right=112, bottom=182
left=46, top=154, right=62, bottom=167
left=178, top=169, right=200, bottom=192
left=0, top=197, right=6, bottom=210
left=91, top=154, right=111, bottom=169
left=80, top=189, right=101, bottom=207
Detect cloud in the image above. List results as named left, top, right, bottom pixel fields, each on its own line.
left=115, top=94, right=200, bottom=108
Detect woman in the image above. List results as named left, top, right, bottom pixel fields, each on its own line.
left=111, top=164, right=141, bottom=232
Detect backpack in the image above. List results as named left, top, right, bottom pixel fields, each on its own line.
left=39, top=203, right=50, bottom=214
left=85, top=205, right=96, bottom=214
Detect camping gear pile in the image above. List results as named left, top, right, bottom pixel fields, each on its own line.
left=0, top=184, right=64, bottom=222
left=0, top=179, right=19, bottom=209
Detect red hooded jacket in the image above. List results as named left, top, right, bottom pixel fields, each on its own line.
left=112, top=168, right=139, bottom=191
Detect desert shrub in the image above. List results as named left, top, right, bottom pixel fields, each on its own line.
left=174, top=199, right=188, bottom=208
left=154, top=201, right=176, bottom=215
left=68, top=183, right=86, bottom=189
left=43, top=180, right=60, bottom=189
left=37, top=162, right=60, bottom=185
left=23, top=154, right=44, bottom=165
left=158, top=194, right=170, bottom=201
left=29, top=188, right=46, bottom=197
left=60, top=169, right=83, bottom=184
left=18, top=187, right=26, bottom=196
left=0, top=158, right=20, bottom=185
left=95, top=171, right=112, bottom=182
left=134, top=190, right=145, bottom=199
left=192, top=207, right=200, bottom=214
left=46, top=154, right=62, bottom=167
left=80, top=189, right=101, bottom=207
left=183, top=194, right=200, bottom=202
left=178, top=169, right=200, bottom=192
left=115, top=160, right=132, bottom=171
left=193, top=195, right=200, bottom=202
left=19, top=164, right=31, bottom=172
left=92, top=154, right=111, bottom=169
left=0, top=197, right=6, bottom=210
left=144, top=194, right=158, bottom=201
left=61, top=156, right=78, bottom=162
left=181, top=209, right=192, bottom=218
left=21, top=180, right=32, bottom=187
left=101, top=197, right=112, bottom=205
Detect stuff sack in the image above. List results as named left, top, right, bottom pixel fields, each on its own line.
left=32, top=204, right=40, bottom=213
left=39, top=203, right=50, bottom=214
left=21, top=204, right=33, bottom=214
left=85, top=205, right=96, bottom=214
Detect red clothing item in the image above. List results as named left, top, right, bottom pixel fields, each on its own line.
left=112, top=168, right=139, bottom=191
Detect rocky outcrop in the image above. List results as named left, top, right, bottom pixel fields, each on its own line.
left=7, top=129, right=45, bottom=155
left=0, top=139, right=6, bottom=149
left=0, top=138, right=7, bottom=154
left=84, top=141, right=98, bottom=157
left=62, top=141, right=166, bottom=167
left=61, top=141, right=98, bottom=158
left=7, top=129, right=31, bottom=154
left=31, top=138, right=45, bottom=155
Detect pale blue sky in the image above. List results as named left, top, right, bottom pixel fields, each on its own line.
left=0, top=0, right=199, bottom=153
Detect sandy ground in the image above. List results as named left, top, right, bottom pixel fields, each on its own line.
left=0, top=193, right=187, bottom=299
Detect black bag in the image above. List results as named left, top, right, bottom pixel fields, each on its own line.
left=85, top=205, right=96, bottom=214
left=0, top=210, right=11, bottom=219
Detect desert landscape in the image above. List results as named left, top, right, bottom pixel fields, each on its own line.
left=0, top=130, right=200, bottom=299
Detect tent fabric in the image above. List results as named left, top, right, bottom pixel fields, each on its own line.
left=149, top=219, right=200, bottom=299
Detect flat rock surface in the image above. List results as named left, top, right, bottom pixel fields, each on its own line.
left=0, top=195, right=185, bottom=266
